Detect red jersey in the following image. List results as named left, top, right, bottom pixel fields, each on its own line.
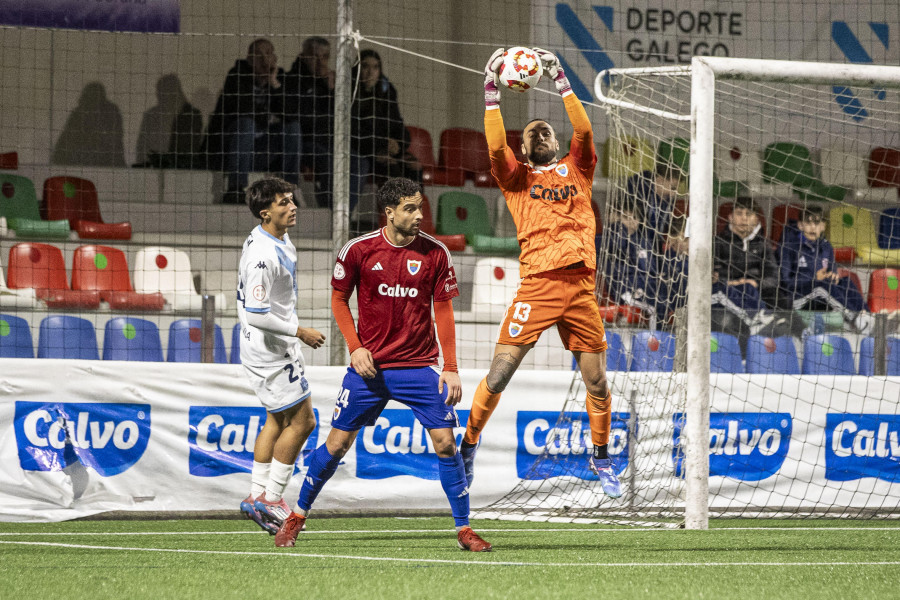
left=331, top=229, right=459, bottom=368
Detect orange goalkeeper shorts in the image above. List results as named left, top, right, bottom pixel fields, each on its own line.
left=496, top=266, right=608, bottom=352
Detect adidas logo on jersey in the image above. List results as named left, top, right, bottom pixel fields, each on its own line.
left=372, top=262, right=384, bottom=271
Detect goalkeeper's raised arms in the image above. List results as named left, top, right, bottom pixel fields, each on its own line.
left=484, top=47, right=504, bottom=109
left=532, top=47, right=572, bottom=96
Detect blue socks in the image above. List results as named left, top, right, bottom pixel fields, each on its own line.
left=297, top=444, right=342, bottom=512
left=438, top=453, right=470, bottom=528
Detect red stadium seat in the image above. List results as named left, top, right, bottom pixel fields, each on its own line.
left=43, top=176, right=132, bottom=240
left=0, top=152, right=17, bottom=170
left=836, top=268, right=865, bottom=304
left=867, top=147, right=900, bottom=189
left=6, top=242, right=100, bottom=309
left=406, top=126, right=437, bottom=185
left=71, top=245, right=164, bottom=310
left=770, top=203, right=803, bottom=244
left=868, top=268, right=900, bottom=313
left=506, top=130, right=526, bottom=162
left=438, top=127, right=494, bottom=187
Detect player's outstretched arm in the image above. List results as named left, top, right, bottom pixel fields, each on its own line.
left=483, top=48, right=518, bottom=182
left=434, top=299, right=461, bottom=405
left=533, top=47, right=595, bottom=169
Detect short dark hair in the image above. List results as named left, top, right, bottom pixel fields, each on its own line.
left=376, top=177, right=421, bottom=214
left=302, top=36, right=329, bottom=55
left=734, top=196, right=757, bottom=213
left=246, top=177, right=295, bottom=220
left=801, top=204, right=825, bottom=222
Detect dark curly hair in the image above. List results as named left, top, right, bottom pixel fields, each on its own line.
left=376, top=177, right=422, bottom=215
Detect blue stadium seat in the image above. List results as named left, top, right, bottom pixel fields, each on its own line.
left=878, top=207, right=900, bottom=250
left=230, top=323, right=241, bottom=364
left=857, top=336, right=900, bottom=376
left=710, top=332, right=743, bottom=373
left=745, top=336, right=800, bottom=374
left=606, top=331, right=627, bottom=371
left=103, top=317, right=163, bottom=362
left=629, top=330, right=675, bottom=372
left=0, top=313, right=34, bottom=358
left=801, top=334, right=855, bottom=375
left=37, top=315, right=99, bottom=360
left=167, top=319, right=227, bottom=363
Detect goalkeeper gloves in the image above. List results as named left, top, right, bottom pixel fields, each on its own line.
left=533, top=47, right=572, bottom=96
left=484, top=48, right=504, bottom=108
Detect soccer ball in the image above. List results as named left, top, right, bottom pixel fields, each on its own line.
left=499, top=46, right=543, bottom=93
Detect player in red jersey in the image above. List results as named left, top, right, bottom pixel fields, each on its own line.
left=274, top=177, right=491, bottom=552
left=460, top=48, right=622, bottom=499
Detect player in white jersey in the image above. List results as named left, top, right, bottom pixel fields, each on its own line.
left=236, top=177, right=326, bottom=534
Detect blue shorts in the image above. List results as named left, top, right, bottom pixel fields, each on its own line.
left=330, top=366, right=458, bottom=432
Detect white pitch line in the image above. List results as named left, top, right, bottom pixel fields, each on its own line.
left=1, top=526, right=900, bottom=537
left=1, top=540, right=899, bottom=568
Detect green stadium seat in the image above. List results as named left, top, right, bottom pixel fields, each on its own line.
left=0, top=174, right=70, bottom=239
left=436, top=191, right=518, bottom=254
left=762, top=142, right=816, bottom=189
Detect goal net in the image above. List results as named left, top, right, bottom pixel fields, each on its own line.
left=478, top=58, right=900, bottom=525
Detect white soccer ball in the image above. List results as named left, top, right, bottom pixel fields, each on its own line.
left=499, top=46, right=543, bottom=93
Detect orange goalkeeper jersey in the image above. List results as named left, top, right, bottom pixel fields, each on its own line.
left=485, top=94, right=597, bottom=277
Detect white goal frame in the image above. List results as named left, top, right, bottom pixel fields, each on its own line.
left=595, top=57, right=900, bottom=530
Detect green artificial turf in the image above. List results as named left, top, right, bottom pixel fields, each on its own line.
left=1, top=518, right=898, bottom=599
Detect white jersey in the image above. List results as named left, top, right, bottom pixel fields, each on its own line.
left=237, top=225, right=300, bottom=367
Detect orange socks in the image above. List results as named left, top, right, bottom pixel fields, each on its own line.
left=463, top=379, right=502, bottom=445
left=585, top=391, right=611, bottom=447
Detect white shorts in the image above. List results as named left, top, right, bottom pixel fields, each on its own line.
left=243, top=347, right=311, bottom=413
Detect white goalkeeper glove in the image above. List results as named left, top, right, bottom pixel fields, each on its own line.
left=533, top=47, right=572, bottom=96
left=484, top=48, right=504, bottom=108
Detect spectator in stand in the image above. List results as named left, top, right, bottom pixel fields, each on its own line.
left=779, top=205, right=886, bottom=335
left=286, top=37, right=366, bottom=210
left=352, top=49, right=422, bottom=187
left=625, top=161, right=684, bottom=250
left=601, top=196, right=662, bottom=329
left=204, top=39, right=302, bottom=204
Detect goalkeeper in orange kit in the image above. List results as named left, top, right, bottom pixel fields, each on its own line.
left=460, top=48, right=621, bottom=499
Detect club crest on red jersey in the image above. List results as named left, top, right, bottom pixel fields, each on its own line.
left=555, top=164, right=568, bottom=177
left=407, top=259, right=422, bottom=275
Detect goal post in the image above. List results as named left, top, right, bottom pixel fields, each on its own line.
left=598, top=57, right=900, bottom=530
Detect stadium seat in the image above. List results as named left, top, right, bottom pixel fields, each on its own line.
left=43, top=176, right=132, bottom=240
left=6, top=242, right=101, bottom=309
left=471, top=256, right=520, bottom=309
left=827, top=206, right=878, bottom=254
left=437, top=128, right=493, bottom=187
left=877, top=207, right=900, bottom=250
left=37, top=315, right=99, bottom=360
left=0, top=173, right=70, bottom=239
left=230, top=322, right=242, bottom=364
left=0, top=253, right=38, bottom=308
left=505, top=130, right=525, bottom=162
left=102, top=317, right=164, bottom=362
left=762, top=142, right=816, bottom=189
left=709, top=331, right=743, bottom=373
left=770, top=203, right=803, bottom=244
left=167, top=319, right=227, bottom=363
left=867, top=147, right=900, bottom=189
left=602, top=136, right=655, bottom=180
left=133, top=246, right=226, bottom=312
left=406, top=126, right=437, bottom=185
left=745, top=335, right=800, bottom=374
left=858, top=336, right=900, bottom=376
left=801, top=334, right=855, bottom=375
left=0, top=151, right=17, bottom=170
left=714, top=144, right=786, bottom=197
left=867, top=269, right=900, bottom=313
left=629, top=330, right=675, bottom=372
left=798, top=179, right=849, bottom=203
left=657, top=137, right=690, bottom=173
left=836, top=268, right=865, bottom=303
left=606, top=331, right=627, bottom=372
left=0, top=313, right=34, bottom=358
left=436, top=192, right=518, bottom=254
left=71, top=245, right=165, bottom=310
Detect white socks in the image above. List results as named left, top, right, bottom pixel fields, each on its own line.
left=264, top=459, right=295, bottom=502
left=250, top=461, right=270, bottom=498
